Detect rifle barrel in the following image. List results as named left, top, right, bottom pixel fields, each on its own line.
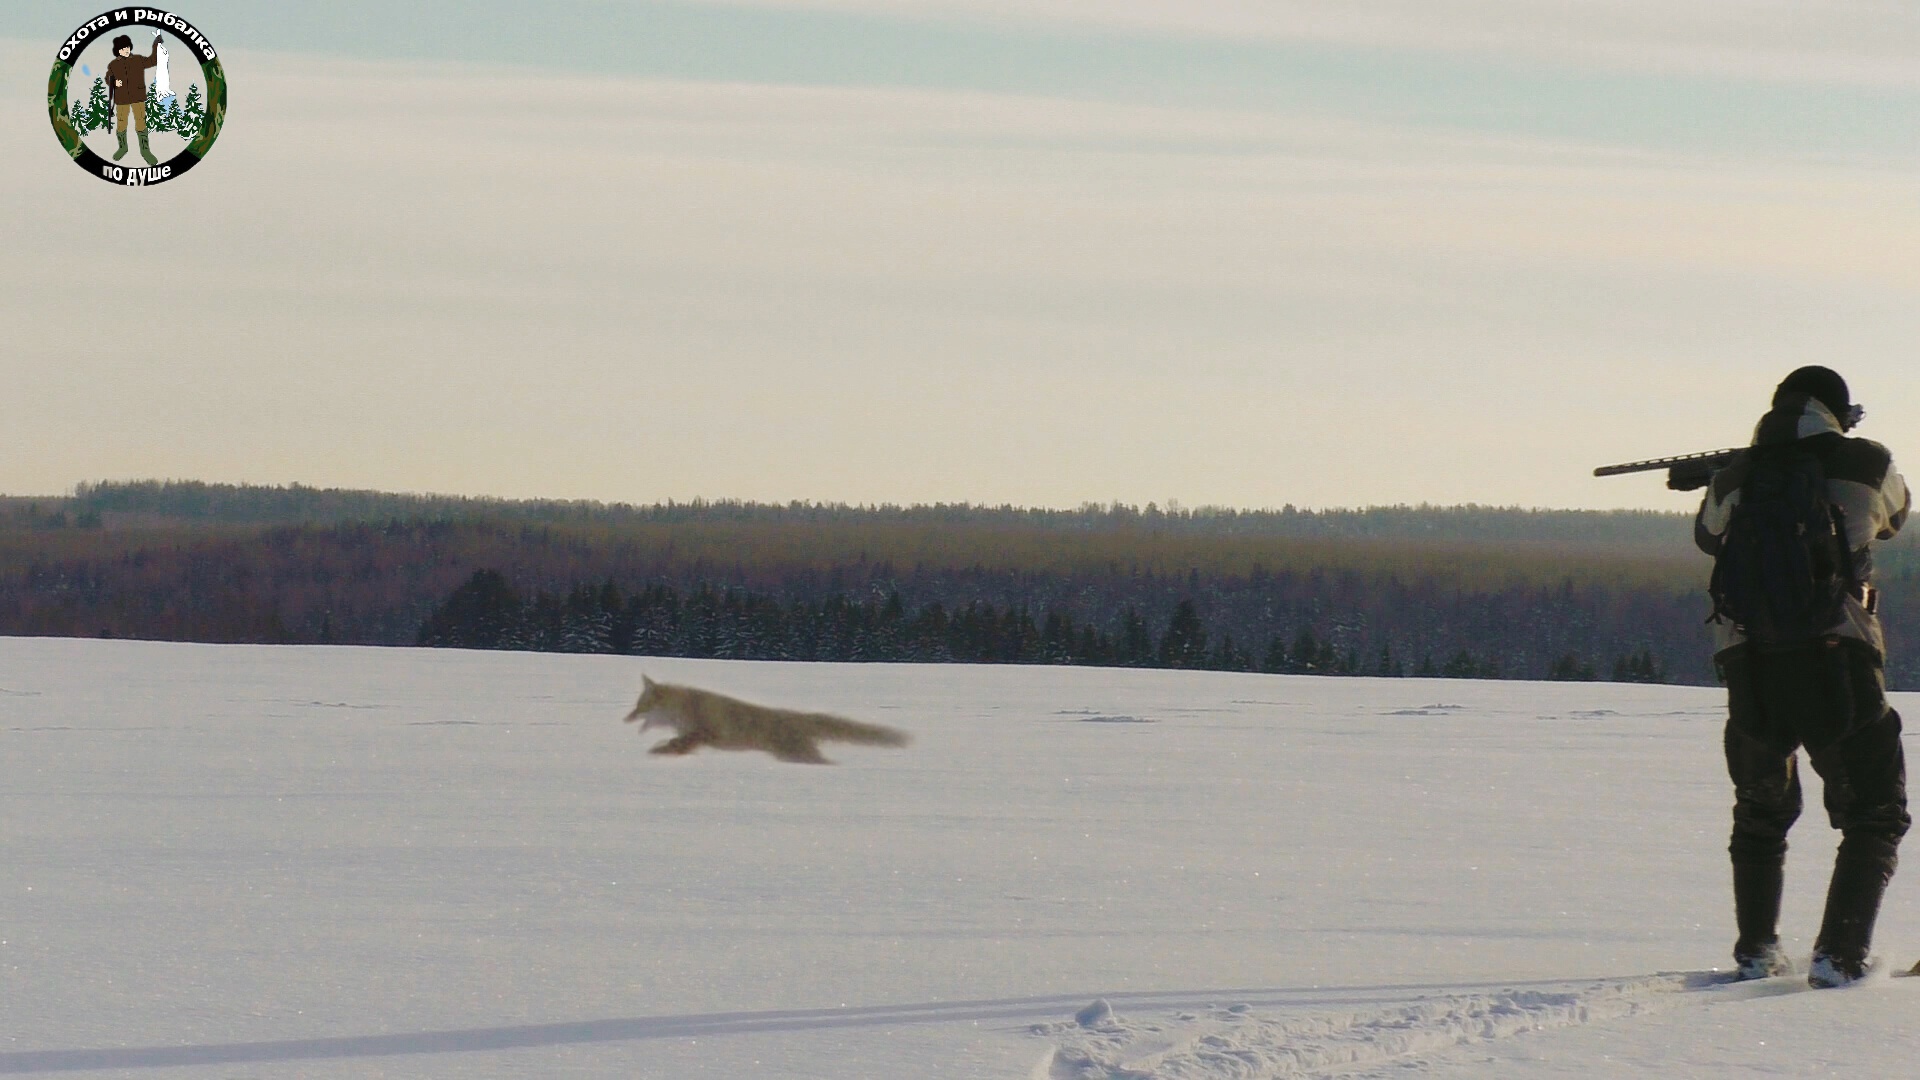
left=1592, top=447, right=1744, bottom=478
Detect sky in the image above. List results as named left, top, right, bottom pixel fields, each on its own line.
left=4, top=1, right=1916, bottom=511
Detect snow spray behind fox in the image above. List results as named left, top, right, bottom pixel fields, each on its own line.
left=624, top=677, right=910, bottom=764
left=48, top=9, right=228, bottom=187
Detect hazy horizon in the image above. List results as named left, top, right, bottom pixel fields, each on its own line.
left=10, top=475, right=1709, bottom=516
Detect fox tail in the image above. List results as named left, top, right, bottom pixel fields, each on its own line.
left=806, top=714, right=911, bottom=747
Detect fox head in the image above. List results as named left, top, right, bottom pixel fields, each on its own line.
left=623, top=675, right=666, bottom=731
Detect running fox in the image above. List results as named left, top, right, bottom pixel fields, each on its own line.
left=622, top=676, right=910, bottom=764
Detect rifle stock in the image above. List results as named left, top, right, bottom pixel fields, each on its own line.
left=1593, top=448, right=1743, bottom=491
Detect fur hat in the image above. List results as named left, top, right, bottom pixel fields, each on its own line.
left=113, top=34, right=133, bottom=53
left=1774, top=365, right=1851, bottom=422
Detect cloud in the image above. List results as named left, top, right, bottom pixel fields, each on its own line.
left=713, top=0, right=1920, bottom=88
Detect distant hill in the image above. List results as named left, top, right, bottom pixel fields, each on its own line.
left=5, top=480, right=1917, bottom=688
left=53, top=479, right=1699, bottom=551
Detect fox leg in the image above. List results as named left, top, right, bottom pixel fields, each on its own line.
left=770, top=734, right=830, bottom=764
left=650, top=733, right=708, bottom=756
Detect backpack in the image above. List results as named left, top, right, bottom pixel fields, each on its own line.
left=1708, top=443, right=1856, bottom=646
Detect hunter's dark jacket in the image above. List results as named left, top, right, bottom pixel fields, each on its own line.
left=1695, top=394, right=1911, bottom=658
left=106, top=50, right=156, bottom=106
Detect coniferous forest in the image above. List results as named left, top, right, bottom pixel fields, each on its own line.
left=63, top=77, right=208, bottom=141
left=8, top=480, right=1920, bottom=687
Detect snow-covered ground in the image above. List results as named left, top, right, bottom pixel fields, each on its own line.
left=5, top=637, right=1920, bottom=1078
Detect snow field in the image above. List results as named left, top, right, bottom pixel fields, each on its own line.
left=4, top=637, right=1919, bottom=1077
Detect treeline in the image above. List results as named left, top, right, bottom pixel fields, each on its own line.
left=415, top=570, right=1669, bottom=682
left=7, top=483, right=1920, bottom=687
left=0, top=516, right=1714, bottom=681
left=58, top=480, right=1696, bottom=553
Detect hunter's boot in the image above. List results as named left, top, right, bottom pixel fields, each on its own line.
left=1732, top=860, right=1791, bottom=978
left=137, top=129, right=158, bottom=166
left=112, top=129, right=128, bottom=161
left=1809, top=837, right=1897, bottom=986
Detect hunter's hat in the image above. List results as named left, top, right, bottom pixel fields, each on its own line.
left=1774, top=365, right=1851, bottom=421
left=113, top=34, right=133, bottom=53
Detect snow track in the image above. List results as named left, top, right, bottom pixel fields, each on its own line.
left=1035, top=973, right=1729, bottom=1079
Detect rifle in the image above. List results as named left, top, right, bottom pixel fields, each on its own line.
left=1592, top=448, right=1744, bottom=491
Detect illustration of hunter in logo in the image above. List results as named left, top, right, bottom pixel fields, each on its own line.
left=48, top=9, right=228, bottom=187
left=106, top=33, right=162, bottom=166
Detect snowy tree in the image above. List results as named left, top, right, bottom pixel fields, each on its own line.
left=84, top=77, right=112, bottom=135
left=1262, top=633, right=1289, bottom=674
left=175, top=83, right=204, bottom=141
left=1158, top=599, right=1209, bottom=669
left=1290, top=627, right=1334, bottom=673
left=142, top=80, right=171, bottom=133
left=1548, top=653, right=1596, bottom=681
left=1611, top=648, right=1665, bottom=684
left=1116, top=608, right=1153, bottom=667
left=558, top=585, right=614, bottom=653
left=558, top=611, right=612, bottom=653
left=415, top=569, right=522, bottom=649
left=1375, top=641, right=1404, bottom=677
